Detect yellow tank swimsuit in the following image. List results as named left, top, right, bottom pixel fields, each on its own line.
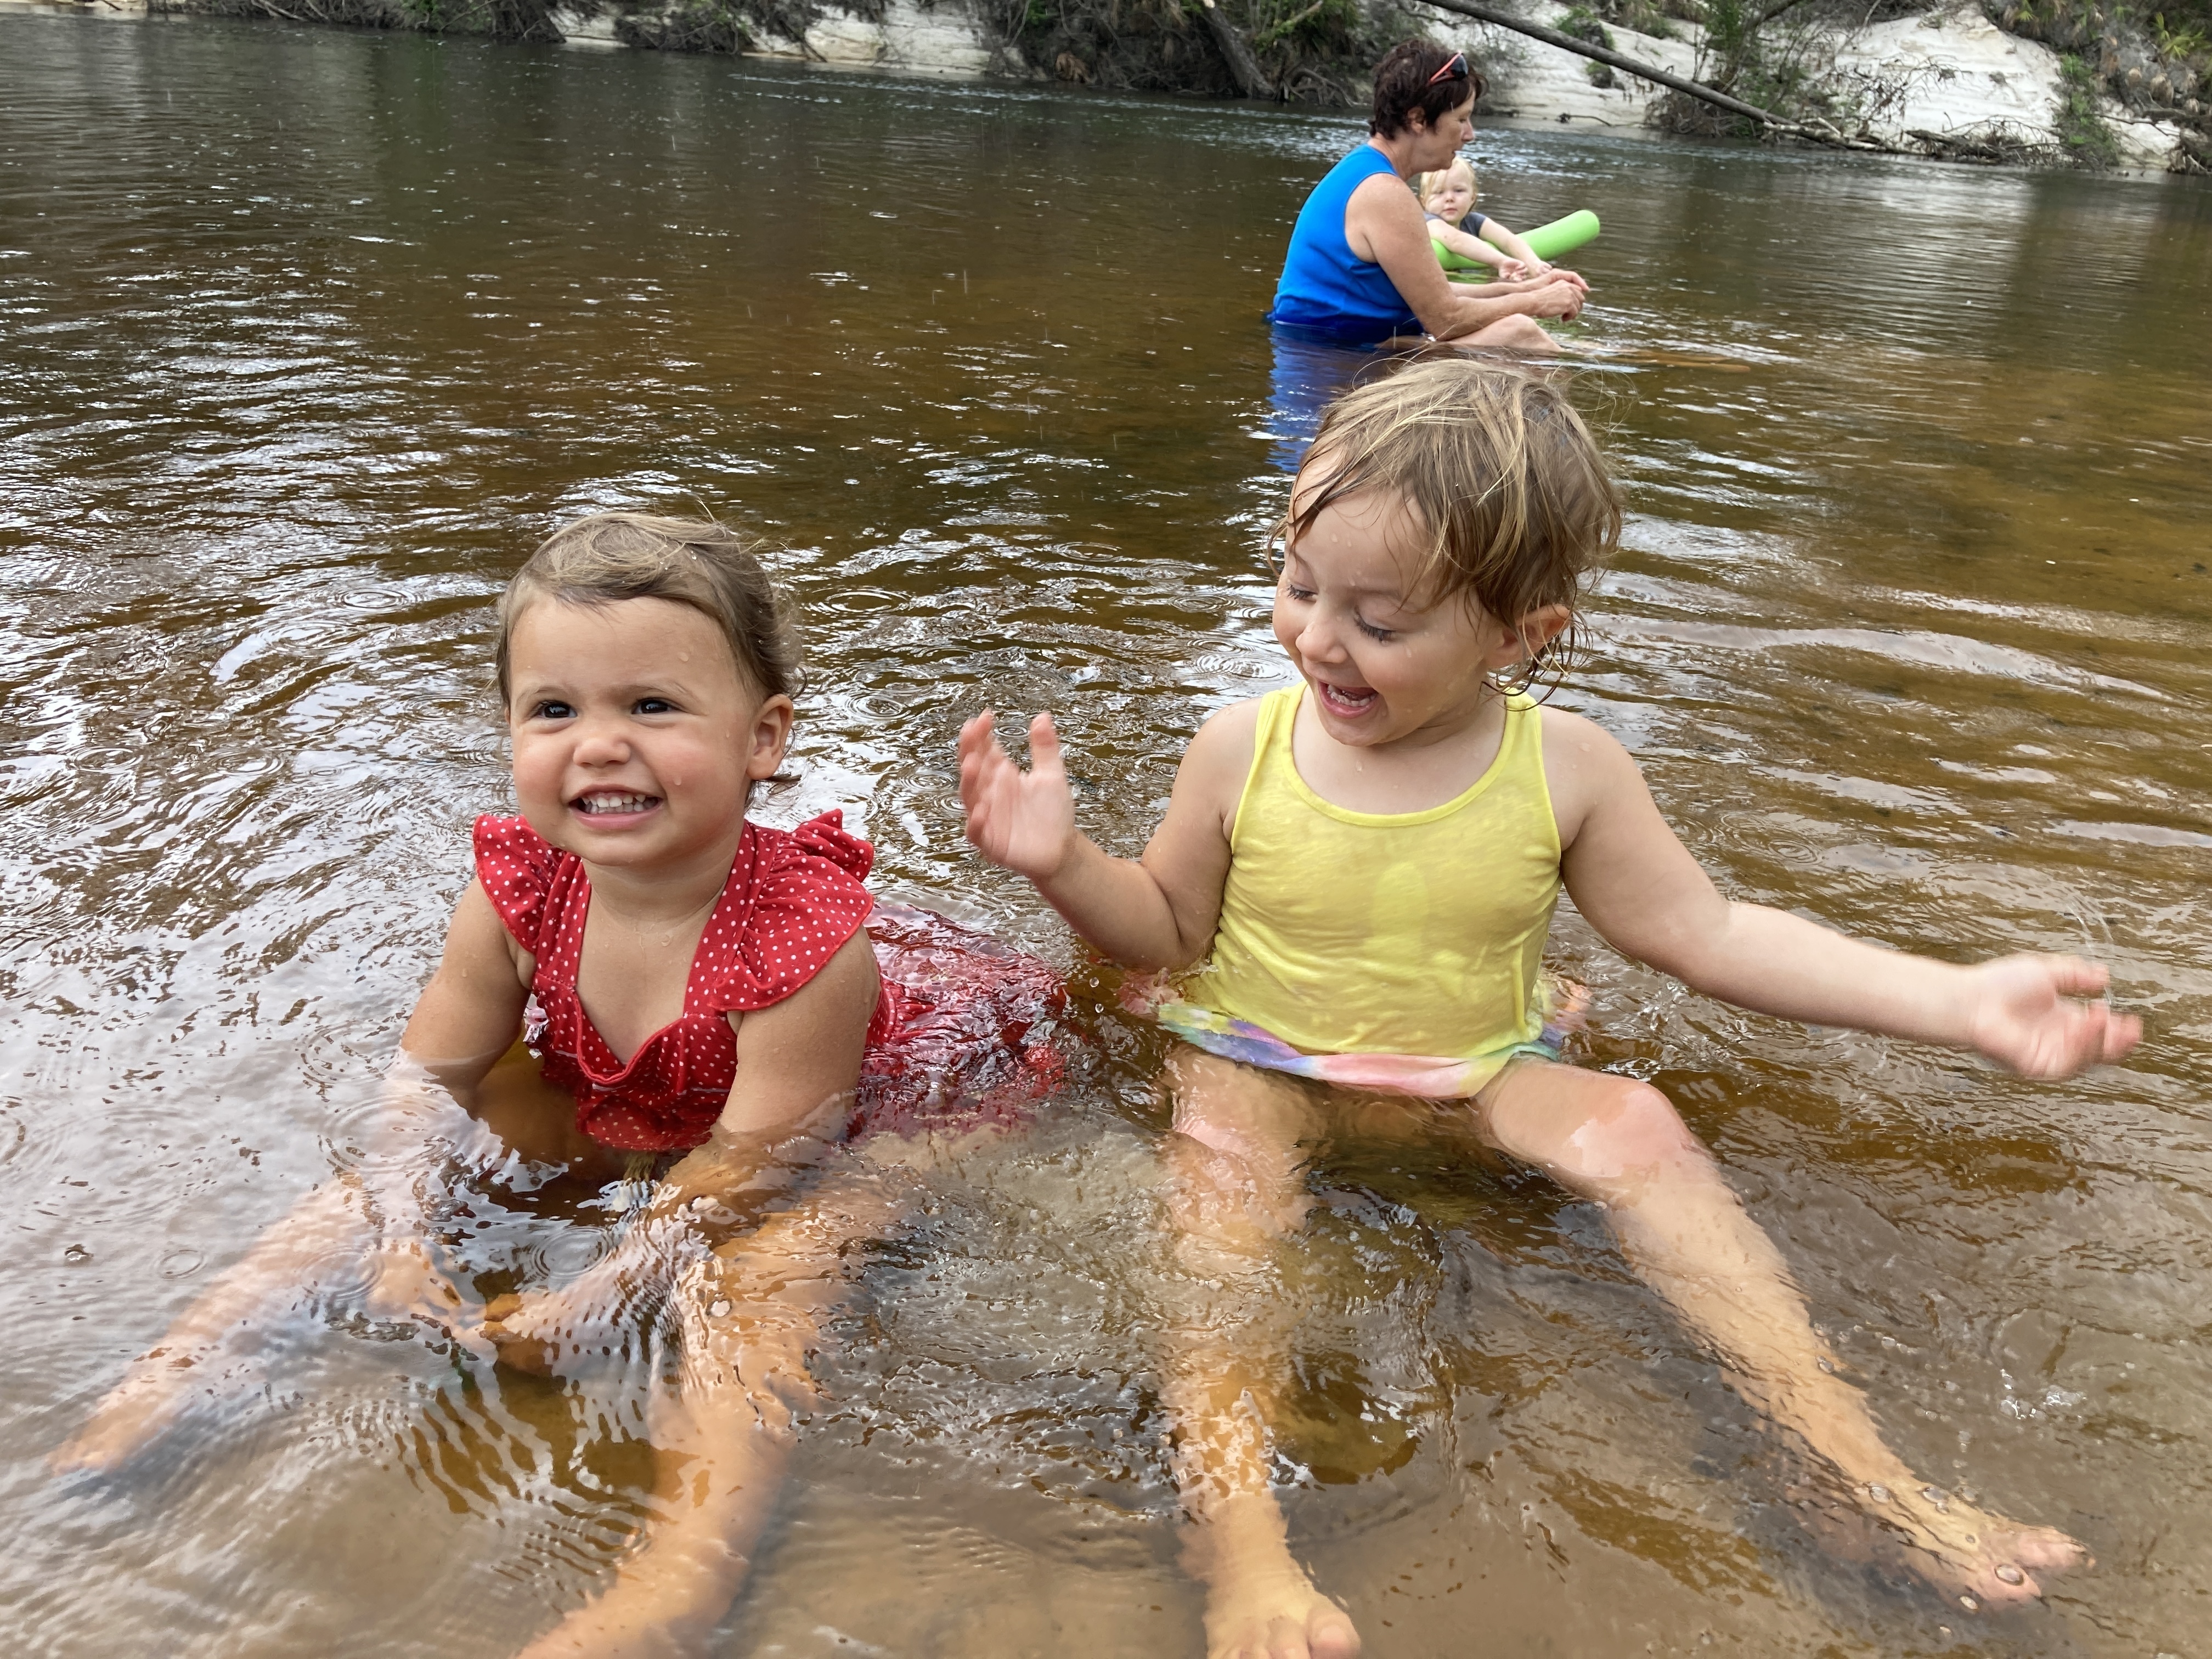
left=1127, top=682, right=1577, bottom=1097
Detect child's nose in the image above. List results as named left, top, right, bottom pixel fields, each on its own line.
left=572, top=719, right=633, bottom=764
left=1297, top=613, right=1347, bottom=663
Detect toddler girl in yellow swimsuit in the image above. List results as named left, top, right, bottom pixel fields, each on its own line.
left=958, top=359, right=2136, bottom=1659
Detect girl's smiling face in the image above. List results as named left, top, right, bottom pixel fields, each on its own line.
left=1425, top=163, right=1476, bottom=227
left=1272, top=483, right=1553, bottom=751
left=505, top=596, right=792, bottom=872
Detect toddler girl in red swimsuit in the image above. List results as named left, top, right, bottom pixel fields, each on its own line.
left=57, top=511, right=1065, bottom=1657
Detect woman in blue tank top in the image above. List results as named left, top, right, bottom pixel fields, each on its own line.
left=1267, top=41, right=1592, bottom=349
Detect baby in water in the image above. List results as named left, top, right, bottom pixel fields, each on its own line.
left=56, top=511, right=1066, bottom=1658
left=1418, top=154, right=1555, bottom=282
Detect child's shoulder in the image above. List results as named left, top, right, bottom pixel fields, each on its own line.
left=1176, top=695, right=1269, bottom=802
left=1534, top=702, right=1635, bottom=770
left=1535, top=703, right=1649, bottom=837
left=1190, top=693, right=1271, bottom=755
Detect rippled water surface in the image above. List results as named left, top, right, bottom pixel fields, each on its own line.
left=4, top=13, right=2211, bottom=1656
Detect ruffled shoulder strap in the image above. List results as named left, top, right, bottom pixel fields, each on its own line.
left=704, top=811, right=876, bottom=1013
left=472, top=814, right=573, bottom=957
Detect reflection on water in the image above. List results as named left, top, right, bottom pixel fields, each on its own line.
left=1265, top=332, right=1378, bottom=474
left=2, top=12, right=2210, bottom=1657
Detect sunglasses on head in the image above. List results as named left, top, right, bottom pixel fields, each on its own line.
left=1425, top=49, right=1470, bottom=85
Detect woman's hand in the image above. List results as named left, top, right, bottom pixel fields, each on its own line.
left=1963, top=955, right=2141, bottom=1079
left=1524, top=276, right=1585, bottom=321
left=960, top=710, right=1079, bottom=881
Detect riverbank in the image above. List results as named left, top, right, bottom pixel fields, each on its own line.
left=6, top=0, right=2205, bottom=171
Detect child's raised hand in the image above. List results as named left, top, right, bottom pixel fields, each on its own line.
left=1963, top=953, right=2141, bottom=1079
left=959, top=710, right=1078, bottom=881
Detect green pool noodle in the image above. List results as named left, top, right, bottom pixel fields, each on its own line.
left=1433, top=208, right=1600, bottom=275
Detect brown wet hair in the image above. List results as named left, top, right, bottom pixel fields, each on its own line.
left=493, top=511, right=801, bottom=708
left=1282, top=358, right=1623, bottom=691
left=1371, top=39, right=1488, bottom=139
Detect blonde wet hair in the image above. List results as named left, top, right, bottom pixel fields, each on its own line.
left=1415, top=156, right=1479, bottom=216
left=494, top=511, right=801, bottom=706
left=1282, top=358, right=1622, bottom=690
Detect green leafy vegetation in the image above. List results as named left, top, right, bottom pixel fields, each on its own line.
left=2056, top=49, right=2124, bottom=161
left=1009, top=0, right=1418, bottom=99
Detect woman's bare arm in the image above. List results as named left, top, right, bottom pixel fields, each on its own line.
left=1345, top=173, right=1585, bottom=339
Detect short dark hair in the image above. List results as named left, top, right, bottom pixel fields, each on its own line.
left=1370, top=39, right=1486, bottom=138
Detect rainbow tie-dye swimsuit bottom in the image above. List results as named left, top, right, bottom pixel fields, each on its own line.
left=1119, top=975, right=1587, bottom=1099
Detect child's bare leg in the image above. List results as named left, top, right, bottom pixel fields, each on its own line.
left=1158, top=1049, right=1361, bottom=1659
left=514, top=1169, right=902, bottom=1659
left=54, top=1054, right=563, bottom=1477
left=52, top=1178, right=474, bottom=1475
left=1471, top=1059, right=2083, bottom=1609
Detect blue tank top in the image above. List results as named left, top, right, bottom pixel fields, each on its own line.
left=1267, top=145, right=1420, bottom=346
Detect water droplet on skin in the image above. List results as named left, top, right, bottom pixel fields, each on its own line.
left=1867, top=1483, right=1891, bottom=1504
left=1995, top=1564, right=2025, bottom=1585
left=1959, top=1594, right=1980, bottom=1612
left=1817, top=1356, right=1835, bottom=1373
left=1922, top=1485, right=1950, bottom=1511
left=709, top=1300, right=732, bottom=1318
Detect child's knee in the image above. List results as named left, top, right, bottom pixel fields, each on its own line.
left=1554, top=1078, right=1701, bottom=1184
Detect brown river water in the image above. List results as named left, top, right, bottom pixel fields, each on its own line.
left=3, top=12, right=2210, bottom=1656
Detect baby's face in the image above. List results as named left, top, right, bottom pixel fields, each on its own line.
left=505, top=596, right=791, bottom=872
left=1426, top=167, right=1476, bottom=225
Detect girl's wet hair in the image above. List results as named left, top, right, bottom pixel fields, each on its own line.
left=494, top=511, right=802, bottom=706
left=1370, top=39, right=1488, bottom=138
left=1415, top=156, right=1478, bottom=212
left=1283, top=358, right=1622, bottom=691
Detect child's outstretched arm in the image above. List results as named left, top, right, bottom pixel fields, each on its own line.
left=53, top=883, right=532, bottom=1475
left=1545, top=709, right=2140, bottom=1077
left=958, top=706, right=1251, bottom=972
left=1475, top=218, right=1557, bottom=279
left=1429, top=216, right=1526, bottom=279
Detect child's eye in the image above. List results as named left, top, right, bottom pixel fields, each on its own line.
left=634, top=697, right=677, bottom=715
left=1355, top=618, right=1397, bottom=642
left=1284, top=583, right=1317, bottom=602
left=531, top=699, right=575, bottom=721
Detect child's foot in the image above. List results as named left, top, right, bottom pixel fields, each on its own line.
left=1201, top=1556, right=1361, bottom=1659
left=1796, top=1474, right=2087, bottom=1611
left=1866, top=1480, right=2087, bottom=1610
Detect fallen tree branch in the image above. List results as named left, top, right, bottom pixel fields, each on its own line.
left=1254, top=0, right=1328, bottom=48
left=1196, top=0, right=1274, bottom=98
left=1415, top=0, right=1913, bottom=151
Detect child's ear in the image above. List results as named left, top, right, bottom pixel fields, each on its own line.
left=1518, top=603, right=1573, bottom=657
left=1488, top=603, right=1572, bottom=672
left=746, top=694, right=796, bottom=781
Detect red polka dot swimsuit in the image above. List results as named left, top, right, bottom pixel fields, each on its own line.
left=474, top=811, right=1069, bottom=1154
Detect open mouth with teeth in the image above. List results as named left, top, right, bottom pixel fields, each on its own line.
left=571, top=789, right=663, bottom=818
left=1313, top=679, right=1379, bottom=719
